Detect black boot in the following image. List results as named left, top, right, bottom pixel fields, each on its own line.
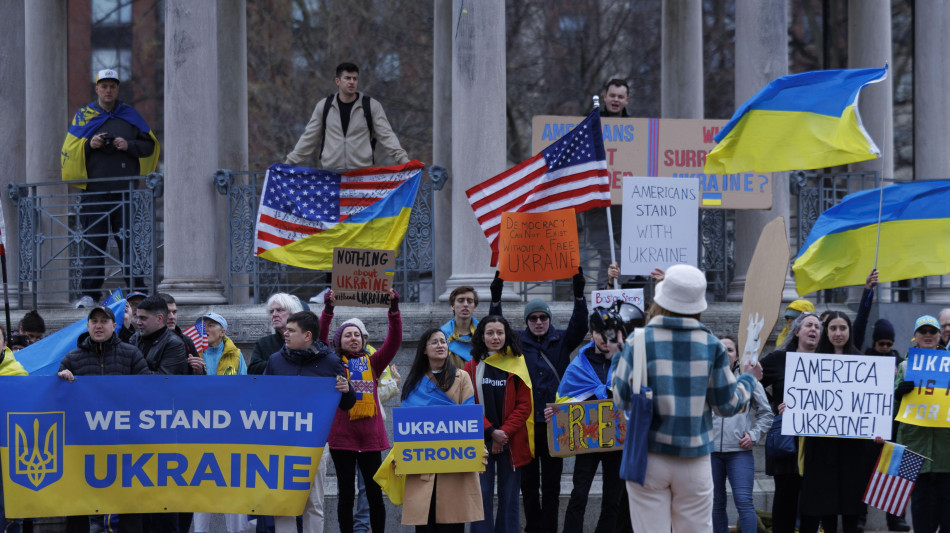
left=886, top=513, right=911, bottom=532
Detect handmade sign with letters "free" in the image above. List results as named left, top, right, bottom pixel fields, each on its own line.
left=547, top=400, right=626, bottom=457
left=331, top=247, right=394, bottom=308
left=392, top=405, right=485, bottom=474
left=0, top=376, right=340, bottom=518
left=498, top=208, right=580, bottom=282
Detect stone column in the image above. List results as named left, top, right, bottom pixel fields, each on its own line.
left=24, top=0, right=69, bottom=305
left=848, top=0, right=893, bottom=179
left=159, top=0, right=226, bottom=304
left=914, top=2, right=949, bottom=180
left=216, top=0, right=249, bottom=304
left=432, top=0, right=453, bottom=299
left=914, top=2, right=950, bottom=303
left=661, top=0, right=703, bottom=119
left=441, top=0, right=506, bottom=301
left=727, top=0, right=795, bottom=301
left=0, top=1, right=25, bottom=307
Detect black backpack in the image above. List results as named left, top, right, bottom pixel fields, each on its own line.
left=318, top=93, right=376, bottom=164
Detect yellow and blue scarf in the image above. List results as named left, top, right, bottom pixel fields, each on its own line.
left=342, top=352, right=376, bottom=420
left=555, top=342, right=613, bottom=403
left=440, top=317, right=478, bottom=362
left=61, top=101, right=160, bottom=188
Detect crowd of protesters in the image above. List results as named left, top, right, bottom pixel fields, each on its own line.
left=5, top=262, right=949, bottom=533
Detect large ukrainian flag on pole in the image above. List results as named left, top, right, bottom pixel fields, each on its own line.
left=792, top=181, right=950, bottom=295
left=255, top=161, right=424, bottom=270
left=704, top=66, right=888, bottom=174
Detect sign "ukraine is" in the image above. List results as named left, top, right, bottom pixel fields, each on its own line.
left=0, top=376, right=340, bottom=517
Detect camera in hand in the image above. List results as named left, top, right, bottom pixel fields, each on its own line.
left=100, top=133, right=114, bottom=147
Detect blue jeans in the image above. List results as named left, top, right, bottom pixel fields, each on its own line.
left=472, top=449, right=521, bottom=533
left=711, top=450, right=756, bottom=533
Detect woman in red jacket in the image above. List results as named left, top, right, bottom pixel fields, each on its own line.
left=320, top=288, right=402, bottom=533
left=464, top=315, right=533, bottom=533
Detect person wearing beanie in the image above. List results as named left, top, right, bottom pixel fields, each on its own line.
left=319, top=288, right=402, bottom=533
left=863, top=317, right=910, bottom=531
left=486, top=269, right=588, bottom=533
left=612, top=264, right=762, bottom=532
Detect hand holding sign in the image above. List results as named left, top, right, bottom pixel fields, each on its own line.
left=742, top=312, right=766, bottom=366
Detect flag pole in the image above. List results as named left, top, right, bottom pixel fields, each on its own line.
left=1, top=253, right=9, bottom=337
left=594, top=95, right=621, bottom=290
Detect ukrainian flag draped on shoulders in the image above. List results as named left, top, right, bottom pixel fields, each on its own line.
left=555, top=342, right=613, bottom=403
left=61, top=101, right=160, bottom=187
left=792, top=180, right=950, bottom=295
left=484, top=348, right=535, bottom=457
left=704, top=65, right=887, bottom=174
left=255, top=161, right=424, bottom=270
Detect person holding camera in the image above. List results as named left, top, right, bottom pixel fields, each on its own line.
left=61, top=68, right=160, bottom=308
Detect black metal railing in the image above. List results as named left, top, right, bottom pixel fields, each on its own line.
left=9, top=175, right=163, bottom=308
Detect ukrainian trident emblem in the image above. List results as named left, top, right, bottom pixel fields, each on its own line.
left=9, top=413, right=64, bottom=491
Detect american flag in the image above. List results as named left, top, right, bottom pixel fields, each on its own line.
left=183, top=318, right=208, bottom=354
left=255, top=162, right=422, bottom=256
left=863, top=441, right=925, bottom=515
left=466, top=109, right=611, bottom=266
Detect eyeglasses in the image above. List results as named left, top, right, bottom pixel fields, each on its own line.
left=918, top=328, right=940, bottom=336
left=427, top=338, right=448, bottom=346
left=527, top=315, right=549, bottom=323
left=875, top=340, right=893, bottom=347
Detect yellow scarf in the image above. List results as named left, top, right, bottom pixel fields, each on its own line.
left=484, top=348, right=536, bottom=457
left=342, top=352, right=376, bottom=420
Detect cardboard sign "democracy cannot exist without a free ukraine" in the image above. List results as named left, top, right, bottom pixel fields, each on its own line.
left=0, top=376, right=339, bottom=518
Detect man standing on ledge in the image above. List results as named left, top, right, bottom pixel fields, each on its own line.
left=62, top=69, right=160, bottom=308
left=285, top=62, right=409, bottom=170
left=601, top=78, right=630, bottom=117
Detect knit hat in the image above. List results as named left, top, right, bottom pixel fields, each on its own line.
left=333, top=318, right=368, bottom=351
left=871, top=319, right=896, bottom=342
left=523, top=299, right=552, bottom=324
left=653, top=264, right=707, bottom=315
left=785, top=299, right=815, bottom=319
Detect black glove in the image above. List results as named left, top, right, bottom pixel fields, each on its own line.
left=389, top=289, right=401, bottom=313
left=490, top=271, right=504, bottom=302
left=895, top=380, right=915, bottom=397
left=572, top=267, right=585, bottom=299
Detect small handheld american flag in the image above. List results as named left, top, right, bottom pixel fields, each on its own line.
left=863, top=441, right=925, bottom=516
left=183, top=318, right=208, bottom=354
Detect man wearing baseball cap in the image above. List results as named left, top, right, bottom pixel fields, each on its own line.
left=57, top=305, right=150, bottom=532
left=63, top=69, right=160, bottom=309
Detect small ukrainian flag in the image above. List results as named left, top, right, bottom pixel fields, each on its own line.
left=702, top=193, right=722, bottom=206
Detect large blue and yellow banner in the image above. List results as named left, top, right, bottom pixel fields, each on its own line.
left=896, top=348, right=950, bottom=428
left=0, top=376, right=339, bottom=518
left=392, top=405, right=484, bottom=474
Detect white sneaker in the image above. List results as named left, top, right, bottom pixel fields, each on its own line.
left=73, top=295, right=96, bottom=309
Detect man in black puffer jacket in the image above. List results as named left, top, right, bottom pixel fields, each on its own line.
left=264, top=310, right=354, bottom=533
left=58, top=306, right=150, bottom=379
left=57, top=306, right=149, bottom=533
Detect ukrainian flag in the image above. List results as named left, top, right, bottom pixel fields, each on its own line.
left=61, top=102, right=160, bottom=187
left=792, top=180, right=950, bottom=295
left=704, top=66, right=887, bottom=174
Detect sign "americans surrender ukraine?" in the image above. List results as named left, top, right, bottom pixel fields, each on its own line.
left=0, top=375, right=340, bottom=517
